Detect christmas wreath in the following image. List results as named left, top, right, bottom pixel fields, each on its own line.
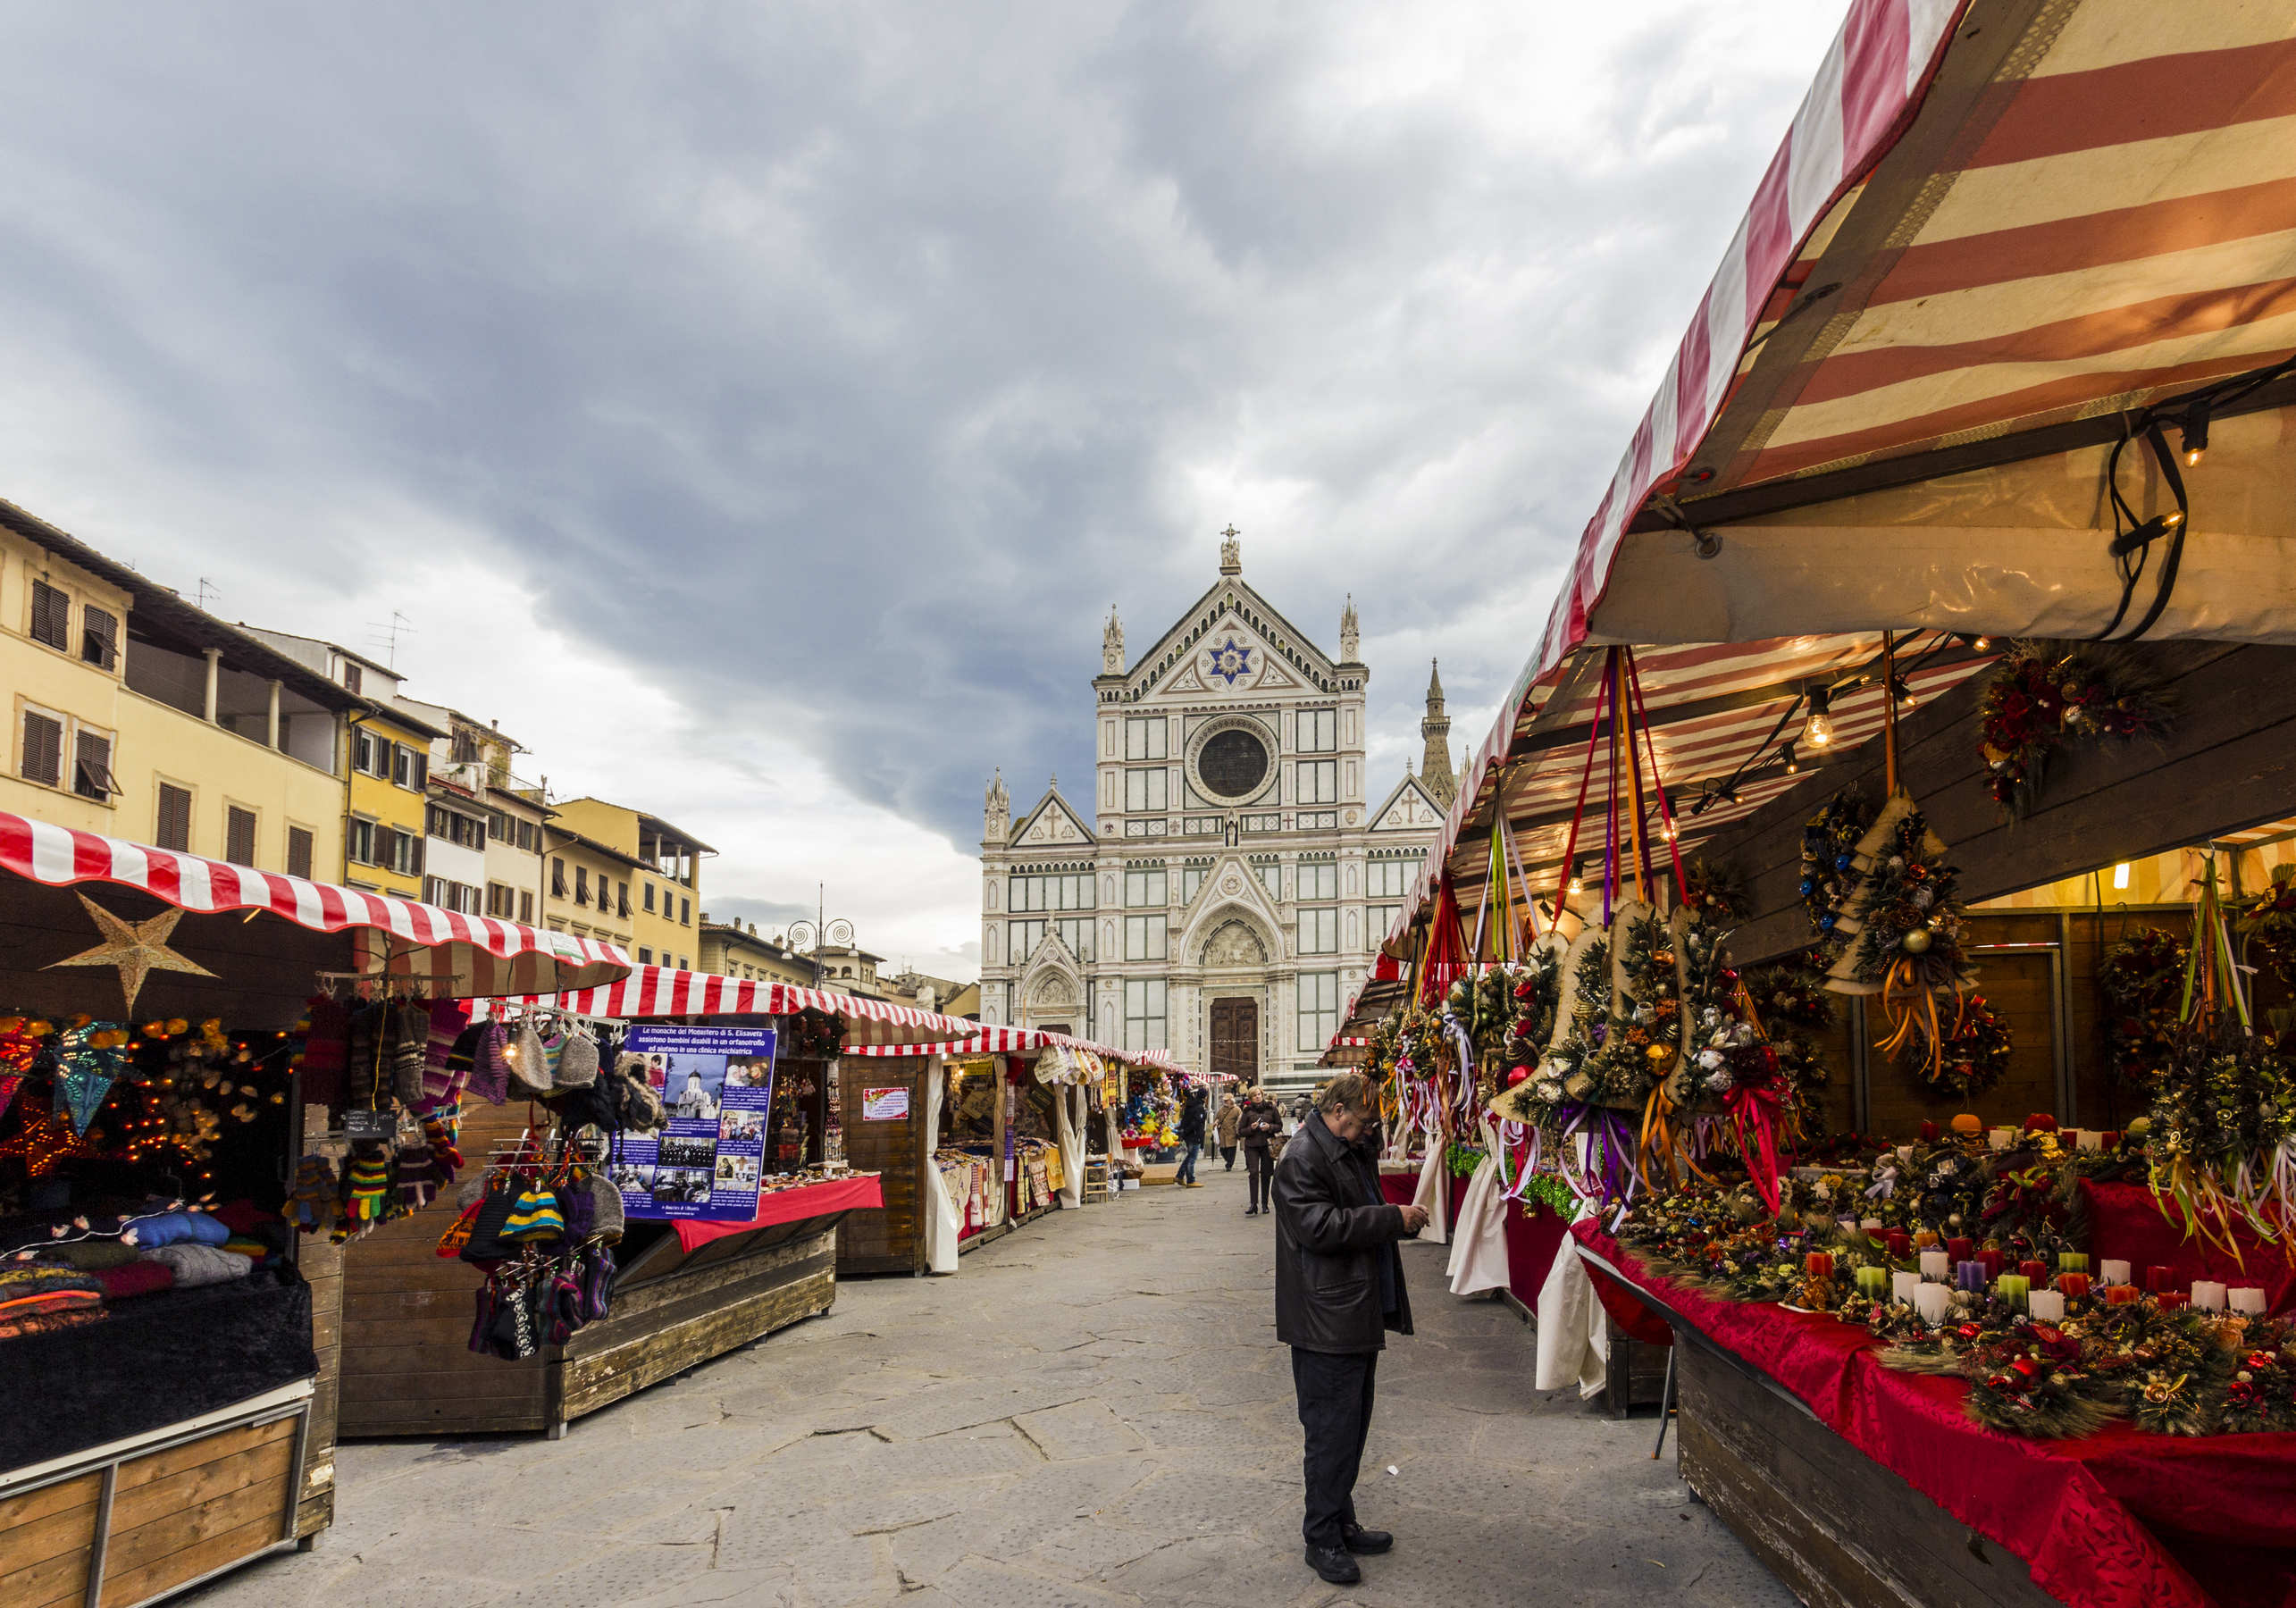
left=1976, top=641, right=2173, bottom=818
left=1895, top=992, right=2013, bottom=1100
left=1742, top=952, right=1836, bottom=1138
left=1683, top=858, right=1748, bottom=922
left=2099, top=927, right=2189, bottom=1093
left=2237, top=864, right=2296, bottom=999
left=1799, top=788, right=1876, bottom=959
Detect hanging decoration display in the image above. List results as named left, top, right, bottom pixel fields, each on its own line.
left=1974, top=641, right=2174, bottom=818
left=2236, top=864, right=2296, bottom=999
left=41, top=893, right=217, bottom=1013
left=782, top=1009, right=844, bottom=1060
left=1799, top=788, right=1876, bottom=959
left=1895, top=992, right=2013, bottom=1099
left=52, top=1021, right=130, bottom=1135
left=1823, top=794, right=1980, bottom=1088
left=1740, top=953, right=1835, bottom=1139
left=2099, top=927, right=2190, bottom=1094
left=1682, top=858, right=1749, bottom=923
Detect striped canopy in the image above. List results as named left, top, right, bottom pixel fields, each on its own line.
left=523, top=964, right=1001, bottom=1048
left=0, top=808, right=631, bottom=999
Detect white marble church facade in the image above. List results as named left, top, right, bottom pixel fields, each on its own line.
left=978, top=533, right=1454, bottom=1097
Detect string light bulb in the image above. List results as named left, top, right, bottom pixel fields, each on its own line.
left=1567, top=867, right=1584, bottom=895
left=1782, top=741, right=1801, bottom=775
left=1895, top=678, right=1918, bottom=711
left=2182, top=403, right=2210, bottom=467
left=1802, top=685, right=1834, bottom=749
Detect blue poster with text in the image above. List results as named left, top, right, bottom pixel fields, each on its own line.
left=609, top=1025, right=778, bottom=1221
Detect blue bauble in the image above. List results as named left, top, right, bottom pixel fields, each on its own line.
left=1820, top=914, right=1837, bottom=931
left=1834, top=853, right=1853, bottom=871
left=1798, top=878, right=1815, bottom=896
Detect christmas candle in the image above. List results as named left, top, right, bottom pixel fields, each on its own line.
left=2019, top=1260, right=2049, bottom=1283
left=2191, top=1281, right=2227, bottom=1311
left=1987, top=1126, right=2014, bottom=1150
left=2056, top=1272, right=2091, bottom=1300
left=2028, top=1290, right=2066, bottom=1323
left=1915, top=1229, right=1940, bottom=1249
left=2058, top=1252, right=2090, bottom=1274
left=2146, top=1265, right=2176, bottom=1294
left=1957, top=1260, right=1987, bottom=1292
left=1946, top=1236, right=1973, bottom=1262
left=2231, top=1287, right=2268, bottom=1316
left=1997, top=1275, right=2030, bottom=1309
left=1920, top=1251, right=1949, bottom=1281
left=1838, top=1216, right=1863, bottom=1240
left=2077, top=1129, right=2104, bottom=1152
left=2104, top=1284, right=2142, bottom=1306
left=1918, top=1121, right=1940, bottom=1142
left=2099, top=1259, right=2131, bottom=1286
left=2156, top=1291, right=2190, bottom=1312
left=1978, top=1248, right=2006, bottom=1279
left=1891, top=1270, right=1921, bottom=1305
left=1862, top=1218, right=1884, bottom=1235
left=1806, top=1252, right=1833, bottom=1279
left=1886, top=1231, right=1913, bottom=1260
left=1857, top=1267, right=1889, bottom=1298
left=1914, top=1284, right=1951, bottom=1324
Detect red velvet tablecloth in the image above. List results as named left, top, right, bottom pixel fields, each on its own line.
left=2084, top=1180, right=2296, bottom=1316
left=670, top=1174, right=884, bottom=1252
left=1502, top=1199, right=1569, bottom=1309
left=1572, top=1221, right=2296, bottom=1608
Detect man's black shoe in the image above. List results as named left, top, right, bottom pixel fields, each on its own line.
left=1304, top=1545, right=1362, bottom=1585
left=1343, top=1524, right=1393, bottom=1554
left=1246, top=1207, right=1259, bottom=1216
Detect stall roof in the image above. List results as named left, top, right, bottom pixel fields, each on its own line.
left=1347, top=0, right=2296, bottom=1030
left=0, top=808, right=632, bottom=998
left=522, top=961, right=1033, bottom=1050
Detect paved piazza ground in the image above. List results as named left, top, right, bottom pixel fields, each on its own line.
left=192, top=1166, right=1793, bottom=1608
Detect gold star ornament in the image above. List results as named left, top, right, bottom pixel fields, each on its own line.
left=46, top=894, right=216, bottom=1013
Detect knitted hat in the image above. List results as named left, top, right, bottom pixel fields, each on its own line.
left=465, top=1022, right=511, bottom=1106
left=459, top=1178, right=521, bottom=1264
left=423, top=998, right=474, bottom=1104
left=501, top=1185, right=565, bottom=1242
left=590, top=1172, right=625, bottom=1244
left=558, top=1180, right=596, bottom=1242
left=554, top=1030, right=599, bottom=1089
left=506, top=1022, right=553, bottom=1098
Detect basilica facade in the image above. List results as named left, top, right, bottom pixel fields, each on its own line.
left=978, top=533, right=1454, bottom=1097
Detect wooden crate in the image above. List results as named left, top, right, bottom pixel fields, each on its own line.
left=1673, top=1326, right=2057, bottom=1608
left=0, top=1390, right=309, bottom=1608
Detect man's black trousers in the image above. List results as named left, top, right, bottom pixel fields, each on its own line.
left=1246, top=1146, right=1275, bottom=1210
left=1291, top=1346, right=1377, bottom=1551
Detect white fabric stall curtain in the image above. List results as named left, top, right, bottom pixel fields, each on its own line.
left=921, top=1054, right=961, bottom=1275
left=1445, top=1114, right=1512, bottom=1296
left=1054, top=1076, right=1085, bottom=1209
left=1409, top=1125, right=1451, bottom=1245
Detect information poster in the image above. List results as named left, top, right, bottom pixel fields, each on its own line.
left=610, top=1025, right=778, bottom=1221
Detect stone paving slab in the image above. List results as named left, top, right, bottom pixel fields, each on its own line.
left=186, top=1167, right=1795, bottom=1608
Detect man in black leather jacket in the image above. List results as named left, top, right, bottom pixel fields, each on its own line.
left=1272, top=1073, right=1428, bottom=1586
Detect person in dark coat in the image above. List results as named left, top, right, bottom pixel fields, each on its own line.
left=1240, top=1087, right=1284, bottom=1217
left=1273, top=1072, right=1426, bottom=1585
left=1175, top=1085, right=1208, bottom=1187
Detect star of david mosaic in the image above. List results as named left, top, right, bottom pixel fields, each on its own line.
left=1205, top=636, right=1253, bottom=685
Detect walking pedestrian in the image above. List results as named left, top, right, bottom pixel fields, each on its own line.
left=1217, top=1091, right=1242, bottom=1171
left=1272, top=1073, right=1425, bottom=1586
left=1175, top=1085, right=1208, bottom=1188
left=1240, top=1085, right=1282, bottom=1216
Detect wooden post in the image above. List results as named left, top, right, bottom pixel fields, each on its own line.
left=1881, top=630, right=1900, bottom=796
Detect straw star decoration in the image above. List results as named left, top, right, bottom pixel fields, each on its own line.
left=45, top=894, right=215, bottom=1013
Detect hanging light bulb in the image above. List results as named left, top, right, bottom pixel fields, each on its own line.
left=1895, top=677, right=1918, bottom=711
left=2182, top=403, right=2210, bottom=467
left=1567, top=866, right=1584, bottom=895
left=1802, top=685, right=1834, bottom=749
left=1782, top=741, right=1801, bottom=775
left=1661, top=819, right=1679, bottom=842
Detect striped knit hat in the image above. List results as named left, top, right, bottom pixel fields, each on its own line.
left=501, top=1185, right=565, bottom=1243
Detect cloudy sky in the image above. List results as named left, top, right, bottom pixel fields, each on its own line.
left=0, top=2, right=1849, bottom=979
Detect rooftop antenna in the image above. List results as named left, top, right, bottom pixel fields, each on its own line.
left=194, top=577, right=221, bottom=611
left=365, top=610, right=415, bottom=670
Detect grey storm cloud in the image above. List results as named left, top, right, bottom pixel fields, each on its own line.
left=0, top=2, right=1847, bottom=850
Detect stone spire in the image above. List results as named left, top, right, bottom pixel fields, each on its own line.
left=1338, top=595, right=1360, bottom=664
left=984, top=769, right=1010, bottom=842
left=1219, top=523, right=1242, bottom=575
left=1102, top=607, right=1125, bottom=674
left=1420, top=660, right=1456, bottom=806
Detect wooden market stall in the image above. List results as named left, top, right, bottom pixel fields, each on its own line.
left=0, top=807, right=629, bottom=1606
left=337, top=969, right=942, bottom=1438
left=1336, top=4, right=2296, bottom=1603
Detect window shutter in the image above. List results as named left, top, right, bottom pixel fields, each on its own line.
left=287, top=826, right=314, bottom=879
left=156, top=783, right=193, bottom=850
left=71, top=730, right=116, bottom=801
left=225, top=806, right=257, bottom=866
left=29, top=581, right=69, bottom=649
left=21, top=712, right=63, bottom=786
left=80, top=606, right=119, bottom=670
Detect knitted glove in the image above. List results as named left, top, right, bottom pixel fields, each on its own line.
left=285, top=1154, right=338, bottom=1234
left=396, top=1143, right=440, bottom=1212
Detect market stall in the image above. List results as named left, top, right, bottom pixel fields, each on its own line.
left=0, top=807, right=627, bottom=1604
left=336, top=968, right=951, bottom=1437
left=1332, top=2, right=2296, bottom=1596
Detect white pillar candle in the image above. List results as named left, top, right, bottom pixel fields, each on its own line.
left=1919, top=1250, right=1949, bottom=1281
left=1914, top=1285, right=1951, bottom=1325
left=2100, top=1259, right=2132, bottom=1286
left=1862, top=1217, right=1884, bottom=1234
left=2230, top=1287, right=2268, bottom=1315
left=2191, top=1281, right=2228, bottom=1311
left=1987, top=1127, right=2015, bottom=1151
left=2076, top=1128, right=2104, bottom=1152
left=1839, top=1216, right=1864, bottom=1238
left=1891, top=1270, right=1921, bottom=1305
left=2027, top=1290, right=2066, bottom=1323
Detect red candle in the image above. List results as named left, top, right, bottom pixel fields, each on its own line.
left=1978, top=1248, right=2006, bottom=1279
left=1885, top=1231, right=1912, bottom=1260
left=2146, top=1265, right=2176, bottom=1294
left=1806, top=1252, right=1833, bottom=1279
left=2155, top=1291, right=2190, bottom=1311
left=2019, top=1260, right=2048, bottom=1282
left=1946, top=1237, right=1973, bottom=1262
left=2105, top=1285, right=2141, bottom=1306
left=2057, top=1272, right=2091, bottom=1299
left=1919, top=1121, right=1940, bottom=1142
left=2103, top=1131, right=2122, bottom=1149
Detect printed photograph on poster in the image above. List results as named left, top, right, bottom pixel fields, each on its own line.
left=615, top=1024, right=777, bottom=1221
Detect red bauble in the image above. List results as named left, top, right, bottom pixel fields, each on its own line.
left=1506, top=1066, right=1531, bottom=1087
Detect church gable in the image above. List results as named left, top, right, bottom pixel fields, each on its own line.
left=1011, top=789, right=1095, bottom=848
left=1370, top=775, right=1445, bottom=833
left=1124, top=578, right=1340, bottom=703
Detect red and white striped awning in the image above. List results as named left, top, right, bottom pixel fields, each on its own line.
left=524, top=964, right=1001, bottom=1048
left=0, top=808, right=631, bottom=998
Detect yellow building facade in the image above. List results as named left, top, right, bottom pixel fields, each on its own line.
left=540, top=825, right=641, bottom=952
left=342, top=704, right=441, bottom=898
left=699, top=919, right=815, bottom=987
left=0, top=503, right=360, bottom=875
left=550, top=799, right=710, bottom=970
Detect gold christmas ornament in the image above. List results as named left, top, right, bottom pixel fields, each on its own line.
left=44, top=895, right=215, bottom=1013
